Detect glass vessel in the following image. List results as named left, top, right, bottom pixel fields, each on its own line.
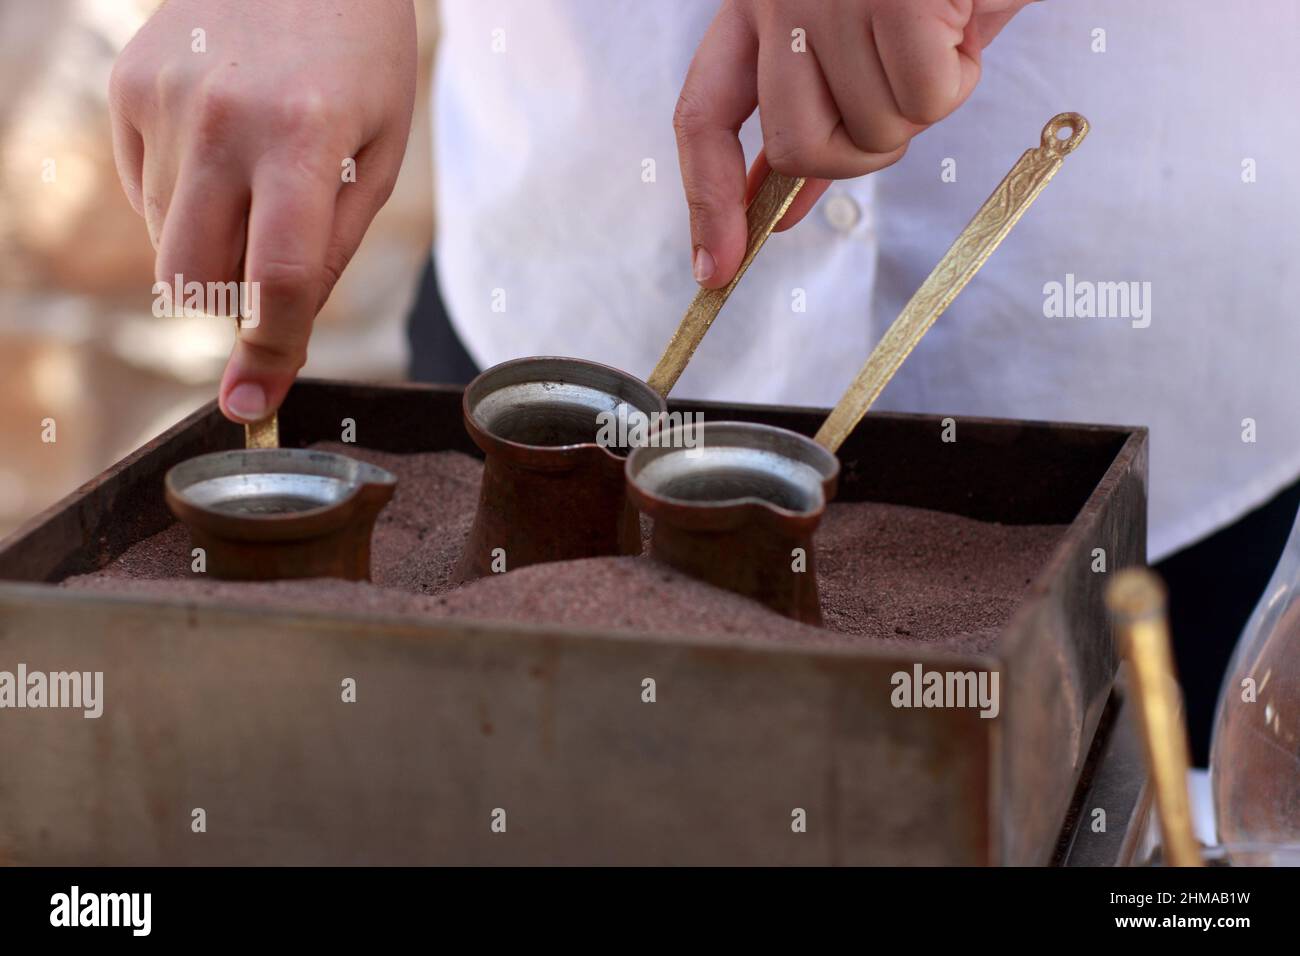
left=1210, top=504, right=1300, bottom=857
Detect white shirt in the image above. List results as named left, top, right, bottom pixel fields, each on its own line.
left=434, top=0, right=1300, bottom=561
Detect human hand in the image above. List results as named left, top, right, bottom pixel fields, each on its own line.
left=674, top=0, right=1033, bottom=288
left=109, top=0, right=417, bottom=422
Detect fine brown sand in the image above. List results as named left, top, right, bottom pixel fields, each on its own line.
left=61, top=443, right=1065, bottom=653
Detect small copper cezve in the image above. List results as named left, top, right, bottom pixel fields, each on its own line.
left=165, top=448, right=396, bottom=581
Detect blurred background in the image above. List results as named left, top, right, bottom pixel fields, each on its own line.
left=0, top=0, right=438, bottom=536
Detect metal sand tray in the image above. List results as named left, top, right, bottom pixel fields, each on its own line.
left=455, top=169, right=807, bottom=580
left=627, top=113, right=1090, bottom=623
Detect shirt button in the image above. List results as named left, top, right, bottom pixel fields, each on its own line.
left=822, top=193, right=861, bottom=233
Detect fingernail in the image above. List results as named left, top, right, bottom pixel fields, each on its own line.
left=226, top=382, right=267, bottom=422
left=693, top=246, right=716, bottom=283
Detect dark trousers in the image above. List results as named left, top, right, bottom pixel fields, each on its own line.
left=407, top=258, right=1300, bottom=764
left=1157, top=481, right=1300, bottom=763
left=407, top=257, right=480, bottom=386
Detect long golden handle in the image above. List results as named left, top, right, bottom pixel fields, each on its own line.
left=813, top=112, right=1088, bottom=452
left=647, top=169, right=805, bottom=396
left=1106, top=569, right=1204, bottom=868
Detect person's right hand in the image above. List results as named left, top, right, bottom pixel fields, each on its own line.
left=674, top=0, right=1031, bottom=290
left=109, top=0, right=417, bottom=423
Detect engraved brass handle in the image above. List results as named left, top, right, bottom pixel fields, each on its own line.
left=814, top=112, right=1089, bottom=452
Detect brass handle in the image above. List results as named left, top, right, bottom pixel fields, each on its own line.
left=234, top=316, right=279, bottom=449
left=813, top=112, right=1089, bottom=452
left=647, top=169, right=805, bottom=396
left=245, top=415, right=279, bottom=449
left=1106, top=569, right=1204, bottom=868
